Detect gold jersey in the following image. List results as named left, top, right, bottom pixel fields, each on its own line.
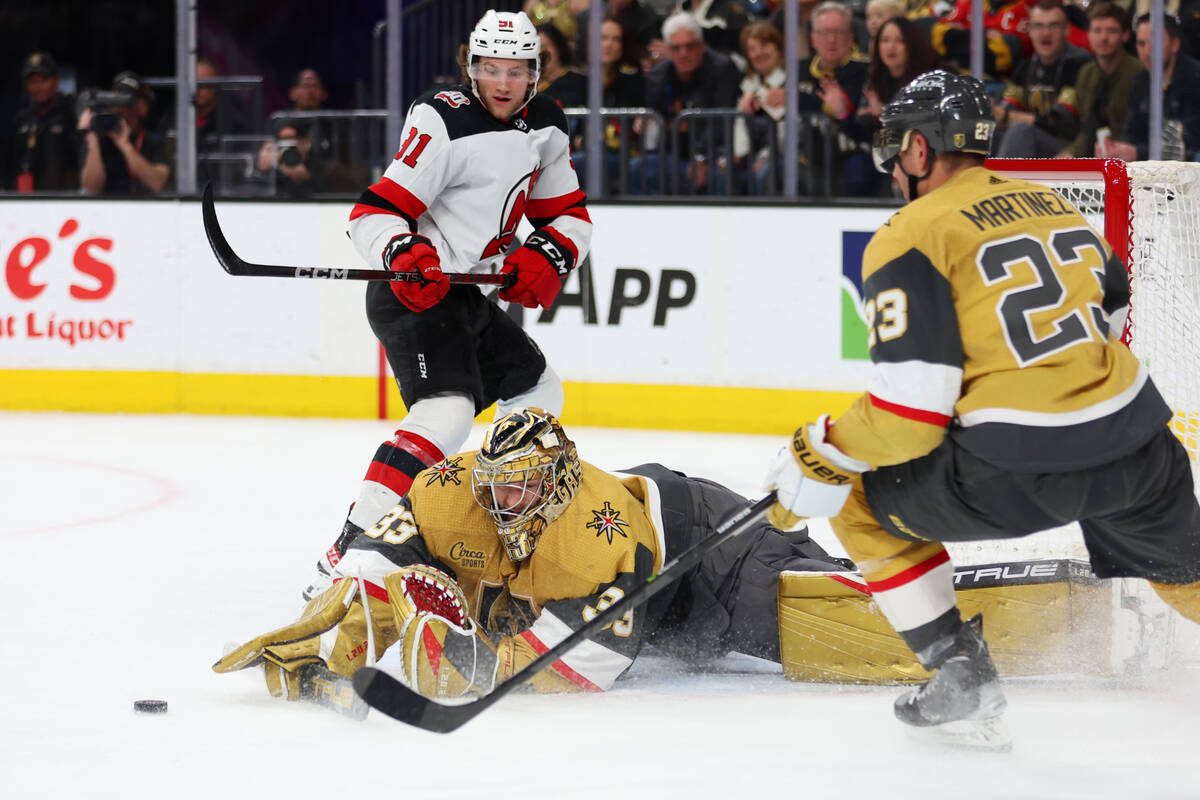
left=830, top=166, right=1169, bottom=472
left=343, top=454, right=669, bottom=691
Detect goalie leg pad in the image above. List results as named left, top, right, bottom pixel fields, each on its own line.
left=778, top=562, right=1117, bottom=684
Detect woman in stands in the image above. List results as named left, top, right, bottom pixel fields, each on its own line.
left=733, top=21, right=787, bottom=195
left=844, top=15, right=941, bottom=195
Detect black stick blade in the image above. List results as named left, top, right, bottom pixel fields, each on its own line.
left=201, top=182, right=246, bottom=276
left=352, top=667, right=487, bottom=734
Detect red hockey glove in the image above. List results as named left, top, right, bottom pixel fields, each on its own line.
left=499, top=231, right=572, bottom=309
left=383, top=233, right=449, bottom=312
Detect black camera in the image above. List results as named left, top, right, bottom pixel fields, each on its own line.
left=276, top=138, right=303, bottom=168
left=77, top=88, right=134, bottom=135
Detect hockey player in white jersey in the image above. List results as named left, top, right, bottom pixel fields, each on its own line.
left=307, top=10, right=592, bottom=597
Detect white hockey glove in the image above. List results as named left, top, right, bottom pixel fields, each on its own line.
left=762, top=414, right=869, bottom=529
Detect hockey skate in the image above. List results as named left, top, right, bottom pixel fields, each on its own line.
left=894, top=614, right=1011, bottom=752
left=302, top=518, right=363, bottom=601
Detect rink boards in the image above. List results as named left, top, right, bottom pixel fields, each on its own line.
left=0, top=198, right=895, bottom=432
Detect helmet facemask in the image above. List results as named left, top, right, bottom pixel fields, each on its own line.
left=466, top=10, right=541, bottom=117
left=472, top=408, right=581, bottom=561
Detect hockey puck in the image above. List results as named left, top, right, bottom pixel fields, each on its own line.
left=133, top=699, right=168, bottom=714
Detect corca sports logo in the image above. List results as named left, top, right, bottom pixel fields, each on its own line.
left=449, top=541, right=486, bottom=569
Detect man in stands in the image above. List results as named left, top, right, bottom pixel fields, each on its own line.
left=3, top=51, right=79, bottom=192
left=1104, top=13, right=1200, bottom=161
left=1058, top=2, right=1143, bottom=158
left=993, top=0, right=1090, bottom=157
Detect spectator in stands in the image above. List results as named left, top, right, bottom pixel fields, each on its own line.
left=844, top=15, right=941, bottom=194
left=257, top=68, right=337, bottom=188
left=574, top=0, right=665, bottom=65
left=865, top=0, right=905, bottom=53
left=1058, top=2, right=1143, bottom=158
left=631, top=11, right=741, bottom=193
left=930, top=0, right=1029, bottom=80
left=1106, top=13, right=1200, bottom=161
left=78, top=72, right=170, bottom=195
left=772, top=0, right=868, bottom=61
left=680, top=0, right=753, bottom=54
left=572, top=16, right=648, bottom=193
left=196, top=58, right=249, bottom=151
left=256, top=117, right=331, bottom=198
left=3, top=51, right=79, bottom=192
left=992, top=0, right=1090, bottom=157
left=526, top=0, right=585, bottom=41
left=538, top=23, right=589, bottom=106
left=796, top=2, right=871, bottom=195
left=734, top=22, right=787, bottom=193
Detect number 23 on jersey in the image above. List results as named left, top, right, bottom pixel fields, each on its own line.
left=865, top=226, right=1112, bottom=367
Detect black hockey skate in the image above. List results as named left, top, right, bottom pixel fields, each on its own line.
left=894, top=614, right=1011, bottom=752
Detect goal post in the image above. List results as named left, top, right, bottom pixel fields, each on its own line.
left=987, top=157, right=1200, bottom=468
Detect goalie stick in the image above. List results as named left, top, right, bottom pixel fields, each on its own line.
left=351, top=493, right=777, bottom=733
left=200, top=183, right=514, bottom=288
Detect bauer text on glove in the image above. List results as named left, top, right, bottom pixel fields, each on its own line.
left=762, top=414, right=869, bottom=528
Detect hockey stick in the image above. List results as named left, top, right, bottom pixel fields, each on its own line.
left=352, top=492, right=777, bottom=733
left=200, top=183, right=514, bottom=287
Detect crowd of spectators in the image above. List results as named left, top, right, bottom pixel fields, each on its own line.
left=6, top=0, right=1200, bottom=199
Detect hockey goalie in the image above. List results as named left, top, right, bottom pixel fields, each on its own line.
left=213, top=408, right=851, bottom=706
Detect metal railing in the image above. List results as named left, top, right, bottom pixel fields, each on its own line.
left=562, top=108, right=666, bottom=196
left=669, top=109, right=838, bottom=197
left=143, top=75, right=265, bottom=138
left=266, top=109, right=390, bottom=187
left=563, top=107, right=839, bottom=197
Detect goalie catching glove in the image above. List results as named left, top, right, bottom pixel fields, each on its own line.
left=383, top=232, right=449, bottom=312
left=762, top=414, right=869, bottom=529
left=389, top=564, right=499, bottom=698
left=499, top=230, right=573, bottom=309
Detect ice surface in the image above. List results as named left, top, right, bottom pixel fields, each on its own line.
left=2, top=411, right=1198, bottom=799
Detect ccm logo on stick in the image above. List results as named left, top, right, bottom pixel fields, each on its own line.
left=295, top=267, right=349, bottom=279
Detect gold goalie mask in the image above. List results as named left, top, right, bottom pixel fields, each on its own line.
left=472, top=407, right=582, bottom=561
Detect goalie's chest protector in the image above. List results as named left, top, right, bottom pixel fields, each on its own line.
left=410, top=459, right=665, bottom=625
left=393, top=89, right=573, bottom=270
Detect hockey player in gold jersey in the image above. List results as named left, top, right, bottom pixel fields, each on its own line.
left=216, top=408, right=847, bottom=701
left=762, top=70, right=1200, bottom=747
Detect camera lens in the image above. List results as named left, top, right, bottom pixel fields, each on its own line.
left=279, top=147, right=302, bottom=167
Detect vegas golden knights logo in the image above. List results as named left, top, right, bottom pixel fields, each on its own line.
left=481, top=168, right=539, bottom=259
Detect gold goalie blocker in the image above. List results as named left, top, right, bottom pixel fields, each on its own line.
left=779, top=558, right=1142, bottom=683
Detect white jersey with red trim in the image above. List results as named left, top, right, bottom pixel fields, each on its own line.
left=349, top=86, right=591, bottom=275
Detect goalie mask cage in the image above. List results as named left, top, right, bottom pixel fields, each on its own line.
left=950, top=158, right=1200, bottom=564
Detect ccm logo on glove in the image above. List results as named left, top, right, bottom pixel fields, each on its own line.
left=500, top=229, right=576, bottom=309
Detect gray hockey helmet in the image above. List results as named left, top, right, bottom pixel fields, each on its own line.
left=872, top=70, right=995, bottom=174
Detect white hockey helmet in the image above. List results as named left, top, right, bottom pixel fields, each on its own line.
left=466, top=10, right=541, bottom=112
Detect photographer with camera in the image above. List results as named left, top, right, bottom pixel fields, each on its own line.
left=255, top=117, right=330, bottom=198
left=3, top=51, right=80, bottom=192
left=78, top=72, right=170, bottom=195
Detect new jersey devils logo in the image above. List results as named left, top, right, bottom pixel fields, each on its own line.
left=481, top=168, right=540, bottom=259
